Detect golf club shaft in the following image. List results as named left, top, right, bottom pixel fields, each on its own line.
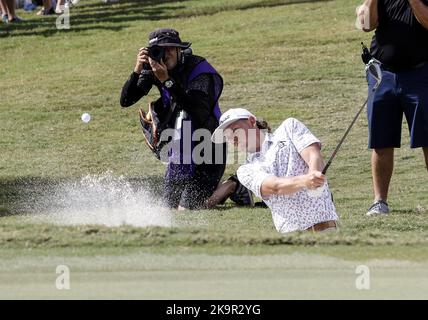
left=322, top=96, right=369, bottom=175
left=321, top=57, right=382, bottom=176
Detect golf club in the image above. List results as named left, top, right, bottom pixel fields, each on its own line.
left=307, top=57, right=382, bottom=197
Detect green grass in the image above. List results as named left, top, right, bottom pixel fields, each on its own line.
left=1, top=0, right=428, bottom=299
left=1, top=249, right=428, bottom=299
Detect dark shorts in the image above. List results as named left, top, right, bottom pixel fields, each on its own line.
left=367, top=63, right=428, bottom=149
left=164, top=163, right=226, bottom=210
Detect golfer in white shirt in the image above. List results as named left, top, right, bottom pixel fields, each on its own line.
left=211, top=108, right=339, bottom=233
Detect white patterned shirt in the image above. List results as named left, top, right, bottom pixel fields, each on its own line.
left=237, top=118, right=338, bottom=233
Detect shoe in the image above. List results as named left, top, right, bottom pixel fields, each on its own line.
left=37, top=7, right=55, bottom=15
left=55, top=1, right=64, bottom=15
left=366, top=200, right=390, bottom=216
left=24, top=3, right=37, bottom=11
left=255, top=201, right=268, bottom=208
left=1, top=15, right=22, bottom=23
left=228, top=175, right=255, bottom=207
left=9, top=16, right=23, bottom=23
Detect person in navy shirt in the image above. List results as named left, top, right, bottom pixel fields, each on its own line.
left=357, top=0, right=428, bottom=215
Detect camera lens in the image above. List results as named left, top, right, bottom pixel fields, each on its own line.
left=149, top=46, right=165, bottom=62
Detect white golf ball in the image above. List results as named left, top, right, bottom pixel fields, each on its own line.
left=81, top=113, right=91, bottom=123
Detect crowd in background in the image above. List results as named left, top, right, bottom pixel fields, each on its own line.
left=0, top=0, right=76, bottom=23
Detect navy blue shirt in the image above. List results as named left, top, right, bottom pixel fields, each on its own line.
left=370, top=0, right=428, bottom=70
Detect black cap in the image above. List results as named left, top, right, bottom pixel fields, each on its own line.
left=148, top=28, right=191, bottom=48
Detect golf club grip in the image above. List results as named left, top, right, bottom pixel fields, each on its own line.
left=321, top=97, right=369, bottom=175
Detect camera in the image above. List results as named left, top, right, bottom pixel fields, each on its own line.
left=148, top=46, right=166, bottom=63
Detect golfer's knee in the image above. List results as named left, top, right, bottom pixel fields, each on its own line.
left=373, top=148, right=394, bottom=157
left=226, top=180, right=237, bottom=194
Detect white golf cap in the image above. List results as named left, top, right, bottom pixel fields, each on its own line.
left=211, top=108, right=256, bottom=143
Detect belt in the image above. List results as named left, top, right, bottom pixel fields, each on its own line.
left=306, top=220, right=337, bottom=232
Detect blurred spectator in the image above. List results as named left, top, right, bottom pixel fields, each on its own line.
left=35, top=0, right=55, bottom=15
left=23, top=0, right=37, bottom=11
left=55, top=0, right=64, bottom=14
left=358, top=0, right=428, bottom=215
left=0, top=0, right=22, bottom=22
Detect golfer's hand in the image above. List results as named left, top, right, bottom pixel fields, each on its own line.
left=304, top=171, right=326, bottom=190
left=149, top=58, right=169, bottom=83
left=134, top=47, right=149, bottom=74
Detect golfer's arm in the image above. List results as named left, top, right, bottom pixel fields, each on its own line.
left=300, top=143, right=324, bottom=172
left=261, top=176, right=306, bottom=197
left=358, top=0, right=378, bottom=32
left=408, top=0, right=428, bottom=30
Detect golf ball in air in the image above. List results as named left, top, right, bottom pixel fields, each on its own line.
left=81, top=113, right=91, bottom=123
